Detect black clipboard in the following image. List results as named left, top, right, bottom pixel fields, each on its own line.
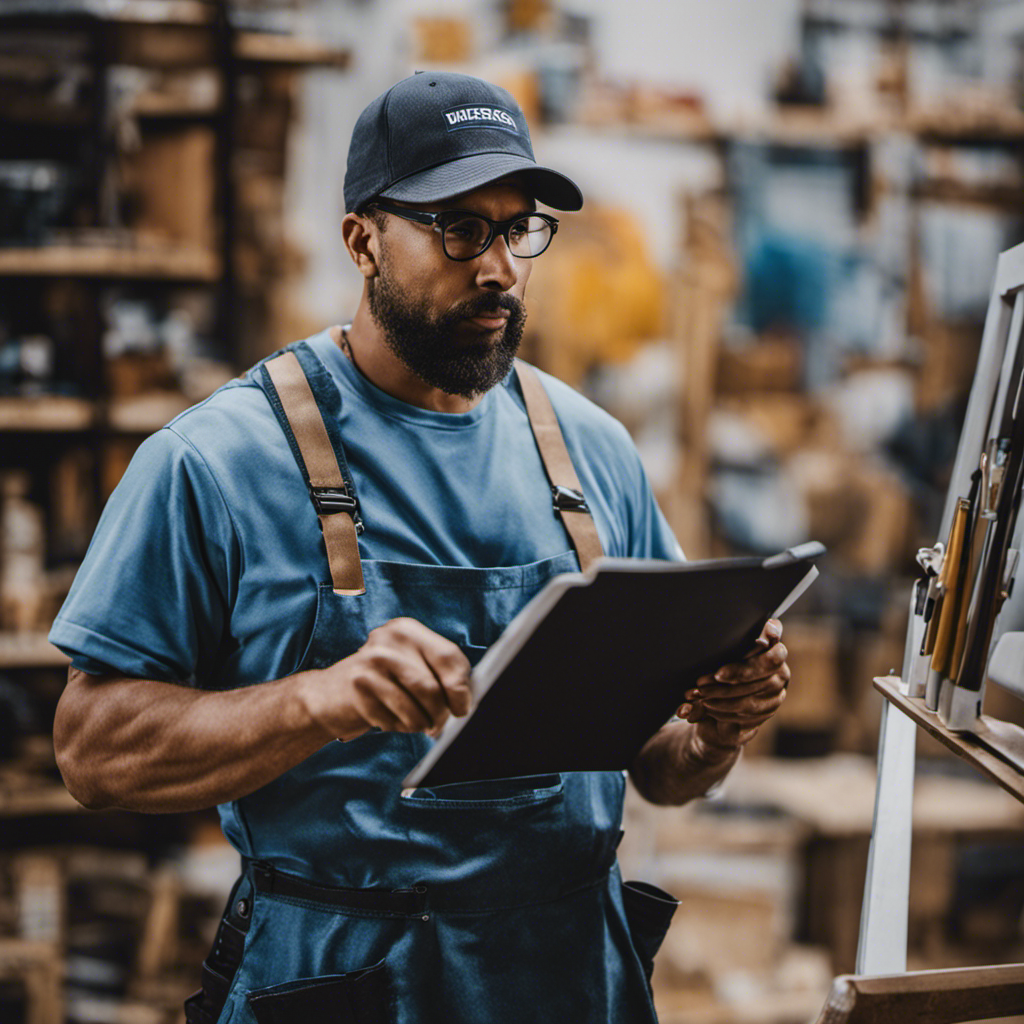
left=403, top=542, right=825, bottom=788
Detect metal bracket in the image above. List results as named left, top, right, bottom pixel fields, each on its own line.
left=552, top=485, right=589, bottom=514
left=310, top=486, right=364, bottom=533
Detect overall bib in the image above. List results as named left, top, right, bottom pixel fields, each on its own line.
left=185, top=339, right=678, bottom=1024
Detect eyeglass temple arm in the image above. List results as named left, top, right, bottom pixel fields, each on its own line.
left=368, top=202, right=438, bottom=226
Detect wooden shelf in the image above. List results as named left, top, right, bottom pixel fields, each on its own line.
left=874, top=675, right=1024, bottom=802
left=0, top=0, right=212, bottom=26
left=0, top=244, right=219, bottom=281
left=0, top=5, right=350, bottom=69
left=0, top=781, right=81, bottom=817
left=576, top=109, right=1024, bottom=151
left=912, top=179, right=1023, bottom=210
left=908, top=112, right=1024, bottom=145
left=0, top=394, right=214, bottom=434
left=106, top=392, right=192, bottom=433
left=0, top=633, right=69, bottom=669
left=235, top=32, right=350, bottom=68
left=0, top=395, right=95, bottom=431
left=130, top=93, right=219, bottom=119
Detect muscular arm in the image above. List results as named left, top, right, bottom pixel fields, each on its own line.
left=53, top=618, right=471, bottom=814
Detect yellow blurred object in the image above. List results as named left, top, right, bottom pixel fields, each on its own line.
left=489, top=69, right=541, bottom=125
left=504, top=0, right=552, bottom=33
left=412, top=18, right=474, bottom=64
left=526, top=206, right=666, bottom=386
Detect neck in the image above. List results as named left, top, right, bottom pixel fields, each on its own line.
left=341, top=303, right=483, bottom=414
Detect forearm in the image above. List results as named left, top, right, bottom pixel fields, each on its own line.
left=54, top=668, right=333, bottom=814
left=628, top=720, right=741, bottom=806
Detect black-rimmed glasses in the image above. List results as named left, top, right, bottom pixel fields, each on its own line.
left=369, top=201, right=559, bottom=261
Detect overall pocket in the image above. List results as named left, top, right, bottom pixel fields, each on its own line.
left=621, top=880, right=679, bottom=982
left=399, top=773, right=564, bottom=809
left=246, top=960, right=391, bottom=1024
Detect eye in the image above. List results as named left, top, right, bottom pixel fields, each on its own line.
left=445, top=216, right=488, bottom=243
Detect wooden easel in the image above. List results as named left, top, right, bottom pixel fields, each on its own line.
left=831, top=241, right=1024, bottom=1019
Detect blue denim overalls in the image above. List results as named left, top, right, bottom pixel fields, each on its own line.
left=184, top=340, right=676, bottom=1024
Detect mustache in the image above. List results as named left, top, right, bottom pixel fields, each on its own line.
left=452, top=294, right=524, bottom=320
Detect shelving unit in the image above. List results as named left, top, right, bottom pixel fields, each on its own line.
left=0, top=8, right=350, bottom=1019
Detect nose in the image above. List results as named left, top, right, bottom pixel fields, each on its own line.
left=474, top=232, right=519, bottom=292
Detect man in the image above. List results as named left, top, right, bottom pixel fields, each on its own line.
left=50, top=73, right=790, bottom=1023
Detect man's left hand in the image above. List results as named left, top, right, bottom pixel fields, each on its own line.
left=676, top=619, right=790, bottom=750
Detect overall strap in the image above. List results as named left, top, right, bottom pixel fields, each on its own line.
left=515, top=361, right=604, bottom=574
left=262, top=349, right=366, bottom=596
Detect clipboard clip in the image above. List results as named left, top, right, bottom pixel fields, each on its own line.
left=762, top=541, right=827, bottom=569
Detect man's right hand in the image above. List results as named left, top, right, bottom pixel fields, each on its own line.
left=301, top=617, right=474, bottom=742
left=53, top=617, right=473, bottom=813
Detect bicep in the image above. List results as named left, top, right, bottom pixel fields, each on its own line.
left=50, top=429, right=238, bottom=684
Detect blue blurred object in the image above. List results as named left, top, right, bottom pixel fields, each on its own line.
left=745, top=231, right=830, bottom=337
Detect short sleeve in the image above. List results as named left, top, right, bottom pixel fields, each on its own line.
left=49, top=427, right=240, bottom=684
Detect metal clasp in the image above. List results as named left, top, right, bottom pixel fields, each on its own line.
left=310, top=486, right=364, bottom=533
left=552, top=484, right=590, bottom=514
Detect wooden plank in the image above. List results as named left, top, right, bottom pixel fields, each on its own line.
left=814, top=963, right=1024, bottom=1024
left=235, top=32, right=351, bottom=68
left=0, top=245, right=219, bottom=281
left=874, top=675, right=1024, bottom=802
left=0, top=396, right=95, bottom=432
left=0, top=633, right=69, bottom=669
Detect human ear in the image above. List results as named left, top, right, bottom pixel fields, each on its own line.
left=341, top=213, right=379, bottom=279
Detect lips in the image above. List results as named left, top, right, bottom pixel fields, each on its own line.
left=466, top=311, right=510, bottom=330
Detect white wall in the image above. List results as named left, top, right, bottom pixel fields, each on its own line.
left=287, top=0, right=803, bottom=324
left=564, top=0, right=801, bottom=120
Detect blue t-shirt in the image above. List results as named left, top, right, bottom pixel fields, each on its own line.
left=50, top=329, right=683, bottom=688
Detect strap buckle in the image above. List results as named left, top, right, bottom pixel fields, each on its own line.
left=310, top=486, right=364, bottom=533
left=552, top=484, right=590, bottom=514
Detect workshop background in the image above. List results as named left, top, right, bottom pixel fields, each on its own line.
left=2, top=1, right=1024, bottom=1022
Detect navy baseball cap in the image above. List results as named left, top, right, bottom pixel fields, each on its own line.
left=344, top=71, right=583, bottom=214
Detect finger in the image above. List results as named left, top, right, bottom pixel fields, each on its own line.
left=353, top=671, right=434, bottom=733
left=693, top=678, right=781, bottom=702
left=760, top=619, right=783, bottom=645
left=700, top=690, right=786, bottom=723
left=696, top=664, right=789, bottom=702
left=713, top=643, right=788, bottom=685
left=363, top=649, right=449, bottom=725
left=391, top=619, right=474, bottom=717
left=681, top=674, right=715, bottom=702
left=350, top=677, right=406, bottom=732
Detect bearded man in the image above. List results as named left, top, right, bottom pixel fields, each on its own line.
left=50, top=72, right=790, bottom=1024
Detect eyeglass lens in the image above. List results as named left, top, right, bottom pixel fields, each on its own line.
left=443, top=215, right=553, bottom=259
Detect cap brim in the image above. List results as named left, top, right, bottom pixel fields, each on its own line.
left=378, top=152, right=583, bottom=211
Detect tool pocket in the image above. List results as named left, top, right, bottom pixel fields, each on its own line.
left=184, top=886, right=249, bottom=1024
left=620, top=880, right=679, bottom=983
left=246, top=960, right=391, bottom=1024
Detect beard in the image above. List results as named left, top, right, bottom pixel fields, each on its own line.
left=367, top=259, right=527, bottom=400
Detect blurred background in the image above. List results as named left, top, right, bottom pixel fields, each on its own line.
left=2, top=0, right=1024, bottom=1021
